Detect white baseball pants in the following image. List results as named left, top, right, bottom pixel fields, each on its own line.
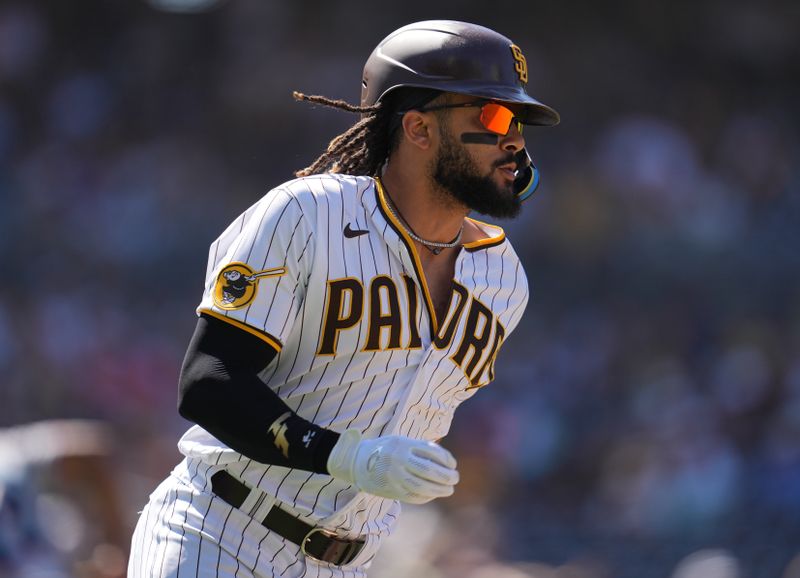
left=127, top=461, right=376, bottom=578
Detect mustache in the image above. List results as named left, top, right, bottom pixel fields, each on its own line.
left=492, top=154, right=516, bottom=169
left=456, top=133, right=516, bottom=170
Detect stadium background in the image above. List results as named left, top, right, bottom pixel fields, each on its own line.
left=0, top=0, right=798, bottom=576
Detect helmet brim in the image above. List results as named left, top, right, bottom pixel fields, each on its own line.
left=379, top=81, right=560, bottom=126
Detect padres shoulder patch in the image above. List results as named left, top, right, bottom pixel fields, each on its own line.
left=213, top=262, right=286, bottom=310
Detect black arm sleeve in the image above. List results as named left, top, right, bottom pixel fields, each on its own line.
left=177, top=314, right=339, bottom=474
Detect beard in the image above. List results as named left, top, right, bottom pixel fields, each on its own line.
left=431, top=128, right=522, bottom=219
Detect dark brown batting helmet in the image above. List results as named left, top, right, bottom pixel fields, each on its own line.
left=361, top=20, right=560, bottom=126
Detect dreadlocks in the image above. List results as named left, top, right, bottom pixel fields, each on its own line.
left=293, top=92, right=392, bottom=178
left=293, top=88, right=442, bottom=178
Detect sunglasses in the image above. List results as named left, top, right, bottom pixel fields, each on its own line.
left=414, top=101, right=524, bottom=136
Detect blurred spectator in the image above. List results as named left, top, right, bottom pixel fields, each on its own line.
left=0, top=420, right=127, bottom=578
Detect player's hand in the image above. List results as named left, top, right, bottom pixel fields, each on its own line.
left=327, top=429, right=459, bottom=504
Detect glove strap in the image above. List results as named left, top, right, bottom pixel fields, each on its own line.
left=326, top=429, right=363, bottom=483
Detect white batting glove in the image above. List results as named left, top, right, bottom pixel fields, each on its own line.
left=327, top=429, right=459, bottom=504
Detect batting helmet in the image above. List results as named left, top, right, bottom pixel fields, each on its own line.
left=361, top=20, right=559, bottom=200
left=361, top=20, right=560, bottom=126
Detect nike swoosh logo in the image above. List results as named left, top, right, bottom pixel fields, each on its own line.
left=344, top=223, right=369, bottom=238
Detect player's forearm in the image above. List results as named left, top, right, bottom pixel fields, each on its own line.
left=178, top=315, right=339, bottom=474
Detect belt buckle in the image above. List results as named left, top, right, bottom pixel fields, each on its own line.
left=301, top=527, right=365, bottom=566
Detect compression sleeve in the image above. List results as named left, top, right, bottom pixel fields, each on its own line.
left=177, top=314, right=339, bottom=474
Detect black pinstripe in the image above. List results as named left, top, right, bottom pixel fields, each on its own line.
left=193, top=463, right=216, bottom=578
left=304, top=194, right=373, bottom=511
left=368, top=368, right=400, bottom=437
left=230, top=196, right=277, bottom=269
left=142, top=487, right=168, bottom=574
left=242, top=199, right=294, bottom=324
left=490, top=243, right=508, bottom=311
left=132, top=491, right=153, bottom=576
left=255, top=212, right=305, bottom=331
left=215, top=502, right=235, bottom=575
left=276, top=231, right=313, bottom=338
left=155, top=487, right=179, bottom=578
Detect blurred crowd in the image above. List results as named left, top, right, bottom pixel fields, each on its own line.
left=0, top=1, right=798, bottom=577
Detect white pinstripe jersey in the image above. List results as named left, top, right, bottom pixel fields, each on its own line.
left=178, top=173, right=529, bottom=540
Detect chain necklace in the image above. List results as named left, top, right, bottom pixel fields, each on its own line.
left=383, top=186, right=464, bottom=255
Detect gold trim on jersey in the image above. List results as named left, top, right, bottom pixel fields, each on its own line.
left=463, top=217, right=506, bottom=252
left=199, top=308, right=283, bottom=352
left=375, top=178, right=440, bottom=335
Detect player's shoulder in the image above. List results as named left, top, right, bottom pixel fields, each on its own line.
left=268, top=173, right=374, bottom=206
left=463, top=217, right=528, bottom=282
left=462, top=218, right=520, bottom=258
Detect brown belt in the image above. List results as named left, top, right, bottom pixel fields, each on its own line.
left=210, top=470, right=365, bottom=566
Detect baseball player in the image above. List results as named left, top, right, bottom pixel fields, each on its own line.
left=128, top=20, right=559, bottom=578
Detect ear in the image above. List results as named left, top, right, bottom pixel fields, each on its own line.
left=400, top=110, right=435, bottom=150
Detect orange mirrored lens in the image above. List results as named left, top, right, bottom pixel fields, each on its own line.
left=480, top=103, right=520, bottom=135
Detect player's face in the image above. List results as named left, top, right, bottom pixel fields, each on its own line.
left=430, top=99, right=525, bottom=218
